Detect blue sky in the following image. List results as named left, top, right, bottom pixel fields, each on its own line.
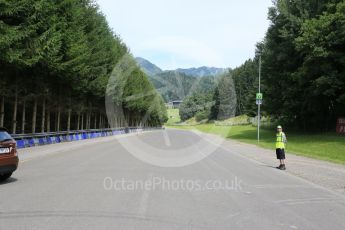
left=96, top=0, right=273, bottom=70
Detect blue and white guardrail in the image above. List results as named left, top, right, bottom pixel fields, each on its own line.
left=12, top=127, right=162, bottom=149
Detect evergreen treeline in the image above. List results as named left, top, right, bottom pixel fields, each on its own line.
left=231, top=59, right=258, bottom=117
left=179, top=71, right=236, bottom=121
left=179, top=92, right=213, bottom=121
left=0, top=0, right=167, bottom=134
left=106, top=55, right=167, bottom=128
left=178, top=75, right=218, bottom=121
left=149, top=71, right=198, bottom=102
left=231, top=0, right=345, bottom=131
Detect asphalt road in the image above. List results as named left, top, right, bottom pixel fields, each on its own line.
left=1, top=129, right=345, bottom=230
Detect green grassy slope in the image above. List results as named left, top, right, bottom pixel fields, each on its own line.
left=168, top=124, right=345, bottom=164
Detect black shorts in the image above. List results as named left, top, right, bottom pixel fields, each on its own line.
left=276, top=148, right=285, bottom=159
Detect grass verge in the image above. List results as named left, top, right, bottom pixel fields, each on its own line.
left=167, top=124, right=345, bottom=165
left=166, top=109, right=181, bottom=125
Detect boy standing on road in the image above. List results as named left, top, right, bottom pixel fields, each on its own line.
left=276, top=125, right=287, bottom=170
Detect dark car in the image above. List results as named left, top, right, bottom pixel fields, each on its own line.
left=0, top=128, right=19, bottom=181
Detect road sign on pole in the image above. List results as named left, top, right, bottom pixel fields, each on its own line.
left=257, top=54, right=262, bottom=143
left=256, top=93, right=263, bottom=100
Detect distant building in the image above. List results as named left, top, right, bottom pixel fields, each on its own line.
left=166, top=100, right=183, bottom=109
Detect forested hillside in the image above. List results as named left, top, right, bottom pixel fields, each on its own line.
left=0, top=0, right=167, bottom=134
left=174, top=66, right=225, bottom=77
left=179, top=71, right=235, bottom=122
left=135, top=57, right=162, bottom=76
left=149, top=71, right=198, bottom=102
left=136, top=57, right=223, bottom=102
left=231, top=0, right=345, bottom=131
left=178, top=0, right=345, bottom=130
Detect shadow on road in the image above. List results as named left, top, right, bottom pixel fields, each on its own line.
left=0, top=177, right=18, bottom=185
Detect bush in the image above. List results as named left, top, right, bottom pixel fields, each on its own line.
left=195, top=111, right=209, bottom=122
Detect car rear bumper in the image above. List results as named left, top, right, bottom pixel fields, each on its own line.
left=0, top=156, right=18, bottom=174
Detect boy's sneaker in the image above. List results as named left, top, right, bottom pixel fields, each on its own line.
left=280, top=164, right=286, bottom=170
left=276, top=164, right=282, bottom=169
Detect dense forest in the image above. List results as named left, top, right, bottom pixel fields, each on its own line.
left=179, top=72, right=236, bottom=122
left=180, top=0, right=345, bottom=131
left=3, top=0, right=343, bottom=133
left=151, top=71, right=220, bottom=103
left=135, top=58, right=224, bottom=103
left=201, top=0, right=345, bottom=131
left=0, top=0, right=167, bottom=134
left=106, top=55, right=167, bottom=128
left=149, top=71, right=198, bottom=102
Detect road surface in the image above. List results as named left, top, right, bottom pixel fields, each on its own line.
left=1, top=129, right=345, bottom=229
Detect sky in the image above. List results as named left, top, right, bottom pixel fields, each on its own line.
left=96, top=0, right=273, bottom=70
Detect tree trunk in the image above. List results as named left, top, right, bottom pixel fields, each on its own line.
left=86, top=113, right=88, bottom=129
left=21, top=99, right=26, bottom=134
left=55, top=111, right=57, bottom=131
left=32, top=97, right=37, bottom=134
left=87, top=112, right=91, bottom=129
left=99, top=113, right=102, bottom=129
left=104, top=116, right=108, bottom=128
left=94, top=113, right=97, bottom=129
left=80, top=113, right=84, bottom=130
left=85, top=113, right=88, bottom=129
left=41, top=97, right=46, bottom=133
left=57, top=107, right=61, bottom=132
left=12, top=87, right=18, bottom=134
left=85, top=113, right=87, bottom=129
left=0, top=96, right=4, bottom=127
left=77, top=112, right=80, bottom=130
left=87, top=112, right=90, bottom=129
left=67, top=109, right=71, bottom=131
left=46, top=109, right=50, bottom=132
left=89, top=107, right=92, bottom=129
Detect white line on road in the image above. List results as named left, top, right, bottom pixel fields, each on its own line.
left=163, top=130, right=171, bottom=146
left=137, top=173, right=153, bottom=218
left=274, top=197, right=343, bottom=205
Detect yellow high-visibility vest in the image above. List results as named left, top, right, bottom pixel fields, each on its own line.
left=276, top=132, right=286, bottom=149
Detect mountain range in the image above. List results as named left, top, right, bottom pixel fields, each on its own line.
left=135, top=57, right=225, bottom=102
left=174, top=66, right=225, bottom=77
left=135, top=57, right=226, bottom=77
left=135, top=57, right=163, bottom=76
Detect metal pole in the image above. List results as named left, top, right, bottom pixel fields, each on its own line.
left=258, top=54, right=261, bottom=143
